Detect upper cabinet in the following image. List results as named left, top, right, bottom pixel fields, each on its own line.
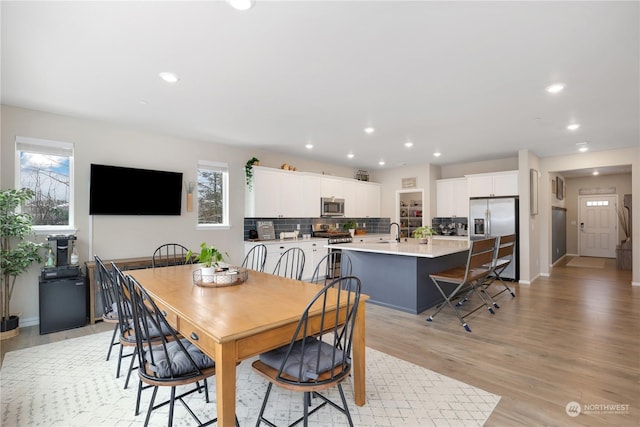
left=436, top=178, right=468, bottom=217
left=245, top=167, right=304, bottom=217
left=466, top=171, right=519, bottom=198
left=353, top=181, right=381, bottom=217
left=246, top=166, right=380, bottom=218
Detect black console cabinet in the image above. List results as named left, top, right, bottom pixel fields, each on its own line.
left=39, top=275, right=87, bottom=334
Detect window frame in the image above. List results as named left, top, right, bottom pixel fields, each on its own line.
left=14, top=136, right=76, bottom=234
left=196, top=160, right=230, bottom=230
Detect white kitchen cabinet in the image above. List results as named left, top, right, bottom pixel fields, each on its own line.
left=301, top=174, right=321, bottom=217
left=466, top=171, right=519, bottom=198
left=354, top=181, right=381, bottom=217
left=245, top=167, right=304, bottom=217
left=436, top=178, right=468, bottom=217
left=343, top=180, right=356, bottom=217
left=320, top=177, right=345, bottom=199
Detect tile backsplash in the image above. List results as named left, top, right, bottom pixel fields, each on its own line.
left=244, top=217, right=391, bottom=240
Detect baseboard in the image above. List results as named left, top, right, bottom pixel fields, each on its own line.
left=19, top=316, right=39, bottom=327
left=632, top=281, right=640, bottom=287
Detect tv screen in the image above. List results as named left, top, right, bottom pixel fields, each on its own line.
left=89, top=164, right=183, bottom=215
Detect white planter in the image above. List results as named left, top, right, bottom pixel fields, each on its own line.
left=201, top=267, right=215, bottom=283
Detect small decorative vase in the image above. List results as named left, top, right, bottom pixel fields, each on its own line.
left=349, top=229, right=355, bottom=237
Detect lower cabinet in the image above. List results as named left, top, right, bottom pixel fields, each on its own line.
left=244, top=239, right=328, bottom=281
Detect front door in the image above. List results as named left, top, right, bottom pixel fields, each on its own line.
left=578, top=195, right=617, bottom=258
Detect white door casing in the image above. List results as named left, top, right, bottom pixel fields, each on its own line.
left=578, top=195, right=617, bottom=258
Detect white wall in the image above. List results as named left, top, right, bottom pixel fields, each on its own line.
left=1, top=105, right=357, bottom=324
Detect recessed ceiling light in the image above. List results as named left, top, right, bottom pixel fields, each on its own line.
left=347, top=153, right=354, bottom=159
left=567, top=123, right=581, bottom=131
left=576, top=142, right=589, bottom=153
left=378, top=160, right=385, bottom=166
left=159, top=72, right=179, bottom=83
left=364, top=127, right=375, bottom=134
left=546, top=83, right=565, bottom=94
left=305, top=143, right=313, bottom=149
left=592, top=171, right=599, bottom=176
left=433, top=152, right=441, bottom=157
left=404, top=141, right=413, bottom=148
left=227, top=0, right=254, bottom=11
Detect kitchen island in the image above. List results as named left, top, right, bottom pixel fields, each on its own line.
left=328, top=239, right=470, bottom=314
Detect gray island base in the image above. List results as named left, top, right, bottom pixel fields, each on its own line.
left=328, top=240, right=470, bottom=314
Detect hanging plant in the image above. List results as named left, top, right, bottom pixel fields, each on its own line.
left=245, top=157, right=260, bottom=189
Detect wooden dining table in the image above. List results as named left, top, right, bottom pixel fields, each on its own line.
left=127, top=264, right=369, bottom=427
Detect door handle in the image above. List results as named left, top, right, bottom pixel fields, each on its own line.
left=580, top=222, right=584, bottom=231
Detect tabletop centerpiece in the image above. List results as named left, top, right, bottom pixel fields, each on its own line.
left=187, top=243, right=247, bottom=287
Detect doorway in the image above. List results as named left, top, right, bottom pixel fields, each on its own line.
left=578, top=195, right=617, bottom=258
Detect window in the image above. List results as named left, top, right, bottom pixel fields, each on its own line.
left=197, top=160, right=229, bottom=227
left=586, top=200, right=610, bottom=207
left=15, top=136, right=74, bottom=230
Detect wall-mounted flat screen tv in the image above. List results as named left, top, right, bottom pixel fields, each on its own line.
left=90, top=164, right=183, bottom=215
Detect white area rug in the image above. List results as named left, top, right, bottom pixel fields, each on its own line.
left=1, top=331, right=500, bottom=426
left=566, top=257, right=606, bottom=269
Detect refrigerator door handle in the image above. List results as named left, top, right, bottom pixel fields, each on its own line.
left=486, top=209, right=491, bottom=236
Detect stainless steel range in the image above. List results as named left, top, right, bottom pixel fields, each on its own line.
left=312, top=224, right=352, bottom=278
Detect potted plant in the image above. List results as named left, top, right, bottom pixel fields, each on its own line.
left=245, top=157, right=260, bottom=190
left=412, top=226, right=434, bottom=244
left=342, top=220, right=357, bottom=237
left=1, top=188, right=45, bottom=338
left=187, top=242, right=227, bottom=283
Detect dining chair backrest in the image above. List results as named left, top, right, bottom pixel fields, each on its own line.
left=110, top=262, right=135, bottom=337
left=94, top=255, right=118, bottom=319
left=127, top=275, right=211, bottom=383
left=272, top=247, right=305, bottom=280
left=310, top=251, right=352, bottom=285
left=151, top=243, right=191, bottom=268
left=242, top=244, right=267, bottom=272
left=271, top=275, right=361, bottom=386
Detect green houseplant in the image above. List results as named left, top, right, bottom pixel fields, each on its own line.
left=186, top=242, right=226, bottom=269
left=342, top=220, right=357, bottom=237
left=245, top=157, right=260, bottom=189
left=412, top=225, right=434, bottom=244
left=1, top=188, right=45, bottom=336
left=187, top=242, right=228, bottom=284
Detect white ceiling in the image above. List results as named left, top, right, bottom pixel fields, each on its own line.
left=2, top=1, right=638, bottom=172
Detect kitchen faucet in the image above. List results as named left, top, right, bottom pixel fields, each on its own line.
left=389, top=222, right=401, bottom=242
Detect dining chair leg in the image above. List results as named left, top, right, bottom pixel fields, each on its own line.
left=124, top=346, right=137, bottom=389
left=303, top=391, right=310, bottom=427
left=135, top=380, right=143, bottom=416
left=168, top=386, right=176, bottom=427
left=337, top=384, right=354, bottom=427
left=144, top=386, right=158, bottom=427
left=255, top=382, right=273, bottom=427
left=106, top=324, right=118, bottom=361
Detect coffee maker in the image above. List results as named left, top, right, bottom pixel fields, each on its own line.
left=42, top=234, right=80, bottom=279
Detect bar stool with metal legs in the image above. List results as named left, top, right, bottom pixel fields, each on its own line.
left=426, top=237, right=497, bottom=332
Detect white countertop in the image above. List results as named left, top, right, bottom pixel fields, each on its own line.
left=245, top=237, right=328, bottom=245
left=327, top=239, right=470, bottom=258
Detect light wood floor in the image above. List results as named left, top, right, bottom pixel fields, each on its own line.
left=2, top=256, right=638, bottom=426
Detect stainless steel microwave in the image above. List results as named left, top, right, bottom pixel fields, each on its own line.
left=321, top=197, right=345, bottom=217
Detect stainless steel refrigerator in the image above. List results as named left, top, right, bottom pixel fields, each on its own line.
left=469, top=196, right=519, bottom=280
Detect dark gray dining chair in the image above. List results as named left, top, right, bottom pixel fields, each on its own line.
left=309, top=251, right=352, bottom=285
left=252, top=275, right=362, bottom=426
left=272, top=247, right=305, bottom=280
left=242, top=244, right=267, bottom=272
left=151, top=243, right=191, bottom=268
